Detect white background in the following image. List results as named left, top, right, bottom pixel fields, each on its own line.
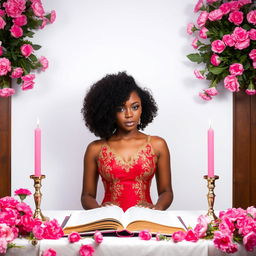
left=11, top=0, right=232, bottom=211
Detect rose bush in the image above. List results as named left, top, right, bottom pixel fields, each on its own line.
left=187, top=0, right=256, bottom=100
left=0, top=0, right=56, bottom=97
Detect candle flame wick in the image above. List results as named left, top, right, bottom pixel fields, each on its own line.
left=208, top=120, right=212, bottom=129
left=37, top=118, right=40, bottom=128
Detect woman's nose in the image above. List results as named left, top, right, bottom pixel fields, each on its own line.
left=125, top=108, right=133, bottom=118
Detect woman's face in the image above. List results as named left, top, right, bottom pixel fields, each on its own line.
left=116, top=91, right=142, bottom=132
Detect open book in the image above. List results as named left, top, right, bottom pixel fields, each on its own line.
left=63, top=206, right=185, bottom=235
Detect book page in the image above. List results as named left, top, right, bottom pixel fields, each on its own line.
left=123, top=207, right=184, bottom=229
left=64, top=205, right=124, bottom=228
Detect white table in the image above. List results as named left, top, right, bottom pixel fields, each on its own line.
left=5, top=211, right=255, bottom=256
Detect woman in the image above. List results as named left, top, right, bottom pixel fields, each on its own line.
left=81, top=72, right=173, bottom=211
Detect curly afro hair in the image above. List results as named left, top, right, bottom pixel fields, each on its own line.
left=81, top=72, right=158, bottom=139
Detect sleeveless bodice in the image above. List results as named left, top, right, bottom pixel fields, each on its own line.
left=97, top=137, right=157, bottom=211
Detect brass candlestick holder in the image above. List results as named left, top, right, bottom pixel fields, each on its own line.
left=204, top=175, right=219, bottom=221
left=30, top=174, right=49, bottom=221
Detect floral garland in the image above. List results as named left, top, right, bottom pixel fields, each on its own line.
left=187, top=0, right=256, bottom=101
left=0, top=0, right=56, bottom=97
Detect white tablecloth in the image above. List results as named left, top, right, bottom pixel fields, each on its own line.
left=5, top=210, right=255, bottom=256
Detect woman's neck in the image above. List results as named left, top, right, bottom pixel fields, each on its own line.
left=114, top=129, right=141, bottom=140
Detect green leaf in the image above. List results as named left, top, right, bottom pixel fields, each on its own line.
left=29, top=54, right=38, bottom=62
left=32, top=44, right=41, bottom=50
left=187, top=53, right=203, bottom=63
left=26, top=31, right=35, bottom=38
left=209, top=66, right=228, bottom=75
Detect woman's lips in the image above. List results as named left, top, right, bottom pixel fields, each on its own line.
left=124, top=121, right=136, bottom=127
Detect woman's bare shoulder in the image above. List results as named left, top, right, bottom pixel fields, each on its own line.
left=85, top=139, right=106, bottom=156
left=149, top=136, right=169, bottom=155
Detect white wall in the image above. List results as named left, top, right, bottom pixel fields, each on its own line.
left=12, top=0, right=232, bottom=211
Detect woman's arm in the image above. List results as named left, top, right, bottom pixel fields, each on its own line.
left=152, top=137, right=173, bottom=210
left=81, top=141, right=101, bottom=210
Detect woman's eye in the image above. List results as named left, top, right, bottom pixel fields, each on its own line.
left=116, top=106, right=124, bottom=112
left=132, top=105, right=140, bottom=110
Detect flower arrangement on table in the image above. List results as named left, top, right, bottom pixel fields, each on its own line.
left=187, top=0, right=256, bottom=100
left=0, top=0, right=56, bottom=97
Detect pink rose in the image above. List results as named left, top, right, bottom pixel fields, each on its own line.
left=0, top=10, right=5, bottom=16
left=68, top=232, right=81, bottom=243
left=239, top=0, right=252, bottom=5
left=33, top=225, right=44, bottom=240
left=247, top=206, right=256, bottom=218
left=187, top=23, right=195, bottom=35
left=194, top=70, right=205, bottom=79
left=0, top=238, right=7, bottom=254
left=211, top=54, right=221, bottom=66
left=222, top=34, right=235, bottom=47
left=253, top=62, right=256, bottom=69
left=194, top=215, right=211, bottom=238
left=0, top=88, right=15, bottom=97
left=79, top=244, right=95, bottom=256
left=139, top=230, right=152, bottom=240
left=0, top=46, right=3, bottom=56
left=246, top=89, right=256, bottom=95
left=192, top=38, right=199, bottom=49
left=39, top=56, right=48, bottom=71
left=41, top=219, right=64, bottom=239
left=213, top=231, right=238, bottom=254
left=208, top=9, right=223, bottom=21
left=197, top=11, right=209, bottom=27
left=219, top=3, right=231, bottom=15
left=16, top=202, right=33, bottom=215
left=194, top=0, right=203, bottom=13
left=21, top=74, right=35, bottom=90
left=40, top=17, right=48, bottom=29
left=249, top=49, right=256, bottom=61
left=249, top=29, right=256, bottom=40
left=50, top=10, right=56, bottom=23
left=0, top=223, right=15, bottom=242
left=229, top=1, right=240, bottom=11
left=20, top=215, right=35, bottom=232
left=3, top=0, right=26, bottom=18
left=31, top=0, right=45, bottom=17
left=247, top=10, right=256, bottom=25
left=199, top=27, right=208, bottom=39
left=232, top=27, right=248, bottom=42
left=224, top=75, right=240, bottom=92
left=243, top=232, right=256, bottom=252
left=11, top=67, right=23, bottom=78
left=0, top=57, right=11, bottom=76
left=13, top=15, right=27, bottom=26
left=229, top=63, right=244, bottom=76
left=0, top=16, right=6, bottom=29
left=41, top=248, right=57, bottom=256
left=172, top=231, right=186, bottom=242
left=93, top=231, right=103, bottom=244
left=184, top=229, right=199, bottom=242
left=235, top=39, right=250, bottom=50
left=199, top=92, right=212, bottom=101
left=10, top=24, right=23, bottom=38
left=228, top=11, right=243, bottom=25
left=211, top=40, right=226, bottom=53
left=205, top=87, right=219, bottom=96
left=20, top=44, right=33, bottom=57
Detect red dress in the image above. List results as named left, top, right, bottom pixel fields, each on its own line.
left=97, top=136, right=157, bottom=211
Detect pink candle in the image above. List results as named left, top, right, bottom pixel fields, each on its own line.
left=34, top=119, right=41, bottom=176
left=208, top=126, right=214, bottom=177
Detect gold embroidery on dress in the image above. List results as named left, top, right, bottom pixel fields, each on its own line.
left=97, top=145, right=123, bottom=206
